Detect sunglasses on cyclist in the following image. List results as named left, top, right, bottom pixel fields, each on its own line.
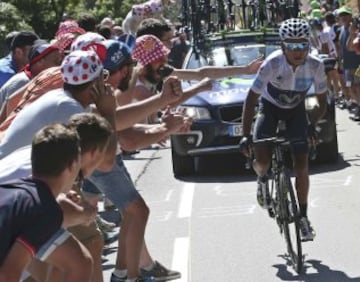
left=283, top=42, right=310, bottom=51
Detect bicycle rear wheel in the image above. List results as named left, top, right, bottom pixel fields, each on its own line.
left=279, top=171, right=303, bottom=273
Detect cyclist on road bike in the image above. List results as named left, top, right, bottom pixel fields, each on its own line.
left=240, top=18, right=328, bottom=241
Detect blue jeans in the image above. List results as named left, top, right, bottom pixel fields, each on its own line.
left=83, top=154, right=140, bottom=211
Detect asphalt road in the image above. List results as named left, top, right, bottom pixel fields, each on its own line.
left=102, top=107, right=360, bottom=282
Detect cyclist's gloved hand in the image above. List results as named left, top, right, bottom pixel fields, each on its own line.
left=239, top=135, right=252, bottom=157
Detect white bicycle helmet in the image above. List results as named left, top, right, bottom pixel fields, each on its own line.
left=279, top=18, right=311, bottom=41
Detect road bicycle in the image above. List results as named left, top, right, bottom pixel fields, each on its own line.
left=250, top=124, right=304, bottom=273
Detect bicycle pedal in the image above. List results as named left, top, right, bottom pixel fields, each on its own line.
left=301, top=238, right=314, bottom=242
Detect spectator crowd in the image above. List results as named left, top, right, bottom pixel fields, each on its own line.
left=0, top=0, right=359, bottom=281
left=0, top=5, right=262, bottom=282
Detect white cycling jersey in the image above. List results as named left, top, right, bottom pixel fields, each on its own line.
left=251, top=49, right=327, bottom=109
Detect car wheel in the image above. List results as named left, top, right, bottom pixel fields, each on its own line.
left=316, top=132, right=339, bottom=164
left=171, top=147, right=195, bottom=177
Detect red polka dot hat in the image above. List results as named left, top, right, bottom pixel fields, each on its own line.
left=61, top=50, right=103, bottom=85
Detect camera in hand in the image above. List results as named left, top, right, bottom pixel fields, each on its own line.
left=158, top=64, right=174, bottom=79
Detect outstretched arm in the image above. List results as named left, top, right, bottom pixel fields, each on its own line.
left=172, top=57, right=263, bottom=81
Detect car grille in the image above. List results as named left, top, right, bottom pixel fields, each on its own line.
left=219, top=105, right=243, bottom=122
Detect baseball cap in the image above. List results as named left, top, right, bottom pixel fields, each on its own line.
left=311, top=9, right=323, bottom=19
left=310, top=0, right=321, bottom=9
left=132, top=35, right=170, bottom=66
left=60, top=50, right=103, bottom=85
left=28, top=40, right=59, bottom=65
left=338, top=6, right=352, bottom=16
left=70, top=32, right=107, bottom=62
left=10, top=31, right=39, bottom=51
left=103, top=40, right=133, bottom=72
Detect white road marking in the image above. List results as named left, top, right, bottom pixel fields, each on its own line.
left=164, top=189, right=173, bottom=201
left=344, top=175, right=352, bottom=186
left=172, top=237, right=189, bottom=282
left=178, top=183, right=195, bottom=218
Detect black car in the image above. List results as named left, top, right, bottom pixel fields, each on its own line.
left=170, top=31, right=339, bottom=177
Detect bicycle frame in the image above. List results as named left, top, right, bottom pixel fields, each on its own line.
left=252, top=135, right=303, bottom=273
left=268, top=138, right=303, bottom=273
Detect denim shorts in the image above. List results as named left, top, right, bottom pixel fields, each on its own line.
left=83, top=154, right=140, bottom=211
left=35, top=228, right=71, bottom=261
left=344, top=69, right=360, bottom=87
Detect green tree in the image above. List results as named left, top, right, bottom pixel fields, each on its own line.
left=0, top=2, right=33, bottom=56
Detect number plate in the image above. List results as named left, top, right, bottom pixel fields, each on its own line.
left=228, top=124, right=242, bottom=137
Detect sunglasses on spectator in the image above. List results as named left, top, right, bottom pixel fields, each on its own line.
left=283, top=42, right=309, bottom=51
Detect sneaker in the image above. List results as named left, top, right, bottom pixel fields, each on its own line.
left=140, top=261, right=181, bottom=281
left=103, top=228, right=120, bottom=245
left=96, top=215, right=116, bottom=232
left=136, top=277, right=156, bottom=282
left=257, top=176, right=271, bottom=209
left=110, top=273, right=126, bottom=282
left=299, top=217, right=316, bottom=241
left=110, top=274, right=155, bottom=282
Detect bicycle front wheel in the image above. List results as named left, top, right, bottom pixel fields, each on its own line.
left=279, top=171, right=303, bottom=273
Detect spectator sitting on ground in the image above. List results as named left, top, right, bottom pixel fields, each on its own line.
left=0, top=31, right=39, bottom=88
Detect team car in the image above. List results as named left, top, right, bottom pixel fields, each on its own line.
left=170, top=31, right=339, bottom=177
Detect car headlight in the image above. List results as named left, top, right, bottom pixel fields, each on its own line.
left=305, top=96, right=319, bottom=111
left=178, top=106, right=211, bottom=120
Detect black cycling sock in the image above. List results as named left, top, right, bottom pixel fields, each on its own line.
left=299, top=203, right=308, bottom=218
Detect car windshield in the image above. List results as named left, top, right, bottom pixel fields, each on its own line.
left=208, top=44, right=280, bottom=67
left=185, top=44, right=280, bottom=70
